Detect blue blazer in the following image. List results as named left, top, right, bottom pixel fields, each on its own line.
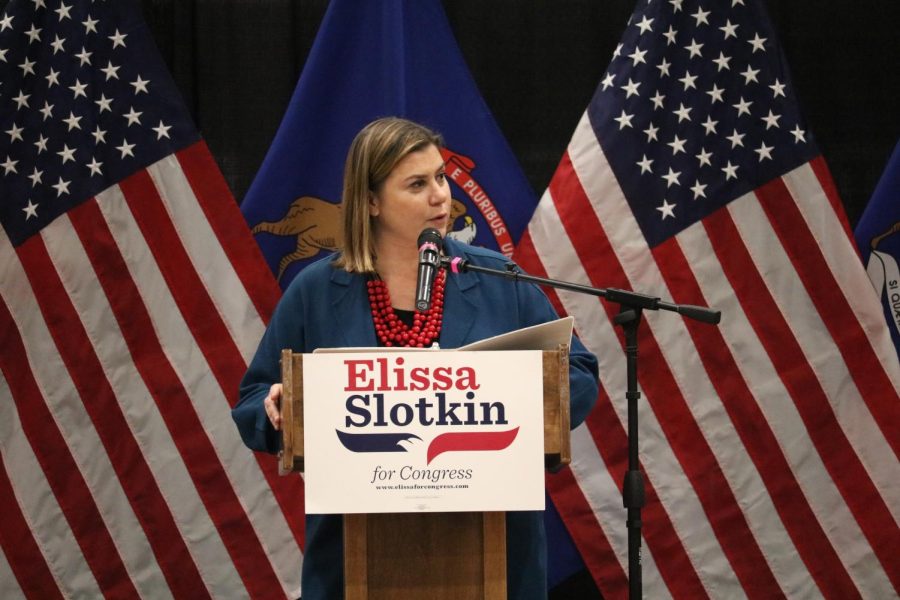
left=234, top=238, right=599, bottom=599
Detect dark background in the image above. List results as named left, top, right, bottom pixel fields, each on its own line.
left=132, top=0, right=900, bottom=228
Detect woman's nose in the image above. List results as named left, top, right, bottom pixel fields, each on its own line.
left=429, top=180, right=449, bottom=204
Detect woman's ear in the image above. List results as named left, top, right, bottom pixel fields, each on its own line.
left=368, top=193, right=380, bottom=217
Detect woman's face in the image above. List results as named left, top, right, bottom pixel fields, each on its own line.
left=370, top=144, right=451, bottom=250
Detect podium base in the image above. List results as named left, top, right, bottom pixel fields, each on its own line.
left=344, top=511, right=507, bottom=600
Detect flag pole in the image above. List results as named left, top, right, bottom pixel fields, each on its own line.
left=441, top=255, right=721, bottom=598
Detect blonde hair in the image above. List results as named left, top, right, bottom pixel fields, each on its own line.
left=335, top=117, right=444, bottom=273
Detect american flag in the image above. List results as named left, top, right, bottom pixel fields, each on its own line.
left=516, top=0, right=900, bottom=597
left=0, top=1, right=303, bottom=597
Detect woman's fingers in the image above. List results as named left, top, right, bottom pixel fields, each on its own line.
left=264, top=384, right=283, bottom=430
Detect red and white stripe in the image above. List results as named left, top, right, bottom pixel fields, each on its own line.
left=0, top=142, right=305, bottom=598
left=522, top=113, right=900, bottom=598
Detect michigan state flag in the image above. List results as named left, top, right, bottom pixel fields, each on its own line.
left=241, top=0, right=536, bottom=287
left=856, top=140, right=900, bottom=362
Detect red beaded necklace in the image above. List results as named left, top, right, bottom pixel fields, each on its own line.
left=366, top=270, right=446, bottom=347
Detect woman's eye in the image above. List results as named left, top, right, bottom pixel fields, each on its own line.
left=436, top=172, right=446, bottom=183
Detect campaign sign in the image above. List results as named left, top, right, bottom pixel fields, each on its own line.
left=303, top=350, right=545, bottom=514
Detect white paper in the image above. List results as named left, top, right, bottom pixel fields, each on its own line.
left=458, top=316, right=574, bottom=351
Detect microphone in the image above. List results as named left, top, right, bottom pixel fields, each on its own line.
left=415, top=228, right=442, bottom=311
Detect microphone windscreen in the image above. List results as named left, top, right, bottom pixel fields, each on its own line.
left=417, top=228, right=443, bottom=248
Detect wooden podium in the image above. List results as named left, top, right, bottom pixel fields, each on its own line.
left=279, top=347, right=571, bottom=600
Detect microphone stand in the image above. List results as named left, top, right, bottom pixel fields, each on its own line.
left=440, top=256, right=720, bottom=600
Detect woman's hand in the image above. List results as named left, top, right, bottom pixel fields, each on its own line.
left=264, top=383, right=283, bottom=430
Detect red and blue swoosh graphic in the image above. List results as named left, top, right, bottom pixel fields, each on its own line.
left=335, top=430, right=421, bottom=453
left=336, top=428, right=519, bottom=465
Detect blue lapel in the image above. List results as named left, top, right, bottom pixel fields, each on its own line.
left=329, top=268, right=378, bottom=348
left=438, top=262, right=478, bottom=349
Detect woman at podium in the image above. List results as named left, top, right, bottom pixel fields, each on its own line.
left=234, top=117, right=599, bottom=599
